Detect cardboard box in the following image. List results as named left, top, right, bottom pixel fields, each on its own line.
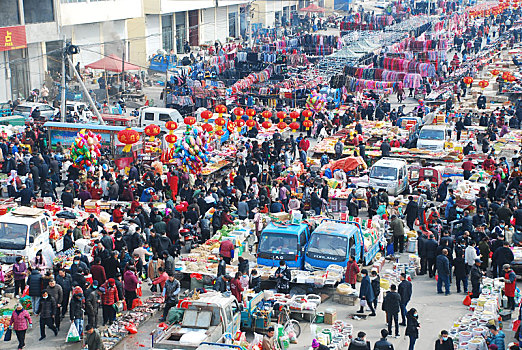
left=271, top=212, right=291, bottom=221
left=324, top=311, right=337, bottom=325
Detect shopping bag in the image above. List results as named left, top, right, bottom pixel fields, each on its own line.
left=463, top=293, right=471, bottom=306
left=66, top=323, right=80, bottom=343
left=21, top=286, right=29, bottom=298
left=3, top=328, right=11, bottom=342
left=131, top=298, right=143, bottom=309
left=513, top=319, right=521, bottom=332
left=137, top=286, right=142, bottom=297
left=113, top=301, right=124, bottom=313
left=125, top=322, right=138, bottom=334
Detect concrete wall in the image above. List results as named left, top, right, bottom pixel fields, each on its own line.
left=59, top=0, right=142, bottom=26
left=145, top=14, right=161, bottom=60
left=0, top=53, right=10, bottom=102
left=127, top=16, right=147, bottom=68
left=27, top=42, right=45, bottom=91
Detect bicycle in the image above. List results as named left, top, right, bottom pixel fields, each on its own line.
left=277, top=304, right=301, bottom=338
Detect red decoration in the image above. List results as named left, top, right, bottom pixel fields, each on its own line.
left=502, top=71, right=511, bottom=80
left=262, top=121, right=272, bottom=130
left=302, top=110, right=313, bottom=119
left=277, top=121, right=287, bottom=130
left=165, top=134, right=177, bottom=144
left=184, top=116, right=196, bottom=126
left=165, top=121, right=178, bottom=131
left=215, top=117, right=226, bottom=127
left=202, top=123, right=214, bottom=133
left=289, top=111, right=299, bottom=120
left=302, top=120, right=313, bottom=130
left=235, top=119, right=246, bottom=129
left=246, top=119, right=256, bottom=129
left=277, top=111, right=287, bottom=121
left=226, top=121, right=235, bottom=133
left=478, top=80, right=489, bottom=89
left=216, top=129, right=225, bottom=136
left=463, top=76, right=473, bottom=86
left=201, top=110, right=213, bottom=120
left=144, top=124, right=160, bottom=141
left=233, top=107, right=245, bottom=117
left=117, top=128, right=140, bottom=152
left=262, top=110, right=272, bottom=120
left=491, top=69, right=500, bottom=76
left=215, top=104, right=227, bottom=114
left=289, top=122, right=300, bottom=132
left=508, top=75, right=517, bottom=82
left=246, top=109, right=256, bottom=118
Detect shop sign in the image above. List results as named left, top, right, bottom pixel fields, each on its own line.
left=0, top=26, right=27, bottom=52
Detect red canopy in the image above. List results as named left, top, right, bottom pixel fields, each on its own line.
left=331, top=157, right=366, bottom=172
left=300, top=4, right=326, bottom=12
left=85, top=54, right=140, bottom=73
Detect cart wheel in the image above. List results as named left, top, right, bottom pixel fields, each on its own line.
left=284, top=319, right=301, bottom=338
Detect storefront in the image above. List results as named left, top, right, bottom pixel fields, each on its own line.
left=0, top=25, right=29, bottom=101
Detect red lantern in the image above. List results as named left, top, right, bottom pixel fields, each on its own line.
left=302, top=110, right=313, bottom=119
left=165, top=134, right=178, bottom=144
left=215, top=104, right=227, bottom=114
left=165, top=121, right=178, bottom=131
left=463, top=76, right=473, bottom=86
left=478, top=80, right=489, bottom=89
left=508, top=75, right=517, bottom=82
left=277, top=121, right=287, bottom=130
left=502, top=71, right=511, bottom=80
left=246, top=119, right=256, bottom=129
left=262, top=110, right=272, bottom=120
left=226, top=121, right=235, bottom=133
left=235, top=119, right=246, bottom=129
left=277, top=111, right=287, bottom=121
left=262, top=121, right=272, bottom=130
left=246, top=109, right=256, bottom=118
left=216, top=129, right=225, bottom=136
left=215, top=117, right=226, bottom=128
left=184, top=116, right=196, bottom=126
left=202, top=123, right=214, bottom=133
left=117, top=128, right=140, bottom=152
left=289, top=122, right=300, bottom=132
left=144, top=124, right=161, bottom=141
left=491, top=69, right=500, bottom=76
left=201, top=110, right=213, bottom=120
left=233, top=107, right=245, bottom=118
left=302, top=120, right=313, bottom=130
left=289, top=111, right=299, bottom=121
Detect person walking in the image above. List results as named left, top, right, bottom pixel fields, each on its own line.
left=453, top=253, right=468, bottom=294
left=405, top=196, right=418, bottom=230
left=435, top=330, right=454, bottom=350
left=101, top=278, right=119, bottom=326
left=390, top=215, right=405, bottom=254
left=436, top=249, right=451, bottom=295
left=405, top=308, right=420, bottom=350
left=160, top=273, right=180, bottom=322
left=36, top=289, right=58, bottom=341
left=470, top=258, right=484, bottom=298
left=85, top=324, right=105, bottom=350
left=9, top=303, right=32, bottom=350
left=357, top=269, right=376, bottom=316
left=69, top=290, right=85, bottom=338
left=382, top=284, right=401, bottom=338
left=46, top=279, right=63, bottom=331
left=374, top=329, right=394, bottom=350
left=370, top=270, right=381, bottom=310
left=398, top=273, right=412, bottom=326
left=86, top=286, right=102, bottom=328
left=123, top=266, right=139, bottom=310
left=425, top=235, right=438, bottom=278
left=13, top=256, right=27, bottom=298
left=27, top=267, right=43, bottom=314
left=345, top=256, right=360, bottom=288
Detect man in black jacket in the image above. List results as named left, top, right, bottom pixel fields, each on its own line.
left=37, top=289, right=58, bottom=340
left=61, top=187, right=74, bottom=208
left=436, top=249, right=451, bottom=295
left=405, top=196, right=418, bottom=230
left=425, top=235, right=438, bottom=278
left=398, top=273, right=412, bottom=326
left=492, top=241, right=515, bottom=278
left=18, top=184, right=36, bottom=206
left=56, top=268, right=73, bottom=318
left=382, top=284, right=401, bottom=337
left=374, top=329, right=394, bottom=350
left=470, top=258, right=484, bottom=298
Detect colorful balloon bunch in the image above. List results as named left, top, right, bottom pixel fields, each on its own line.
left=70, top=129, right=101, bottom=172
left=170, top=126, right=209, bottom=174
left=306, top=91, right=327, bottom=112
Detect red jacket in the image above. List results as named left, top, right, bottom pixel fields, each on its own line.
left=230, top=278, right=244, bottom=302
left=113, top=208, right=124, bottom=223
left=123, top=270, right=139, bottom=292
left=505, top=270, right=516, bottom=297
left=152, top=272, right=168, bottom=289
left=168, top=174, right=179, bottom=197
left=462, top=161, right=475, bottom=172
left=345, top=260, right=360, bottom=285
left=220, top=240, right=234, bottom=258
left=299, top=139, right=310, bottom=152
left=101, top=283, right=119, bottom=305
left=90, top=264, right=107, bottom=285
left=10, top=309, right=32, bottom=331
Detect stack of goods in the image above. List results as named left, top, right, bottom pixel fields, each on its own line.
left=311, top=320, right=353, bottom=349
left=53, top=248, right=78, bottom=270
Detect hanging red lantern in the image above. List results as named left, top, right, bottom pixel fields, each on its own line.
left=246, top=119, right=256, bottom=129
left=262, top=110, right=272, bottom=120
left=201, top=110, right=213, bottom=121
left=165, top=134, right=177, bottom=144
left=478, top=80, right=489, bottom=89
left=302, top=110, right=313, bottom=119
left=491, top=69, right=500, bottom=76
left=289, top=111, right=299, bottom=121
left=277, top=111, right=287, bottom=121
left=216, top=129, right=225, bottom=136
left=215, top=104, right=227, bottom=114
left=302, top=120, right=313, bottom=130
left=508, top=75, right=517, bottom=82
left=277, top=121, right=287, bottom=130
left=289, top=122, right=300, bottom=132
left=184, top=116, right=196, bottom=126
left=262, top=121, right=272, bottom=130
left=233, top=107, right=245, bottom=118
left=235, top=119, right=245, bottom=130
left=117, top=128, right=140, bottom=152
left=226, top=121, right=235, bottom=133
left=202, top=123, right=214, bottom=133
left=246, top=109, right=256, bottom=118
left=463, top=76, right=474, bottom=86
left=144, top=124, right=161, bottom=141
left=165, top=121, right=178, bottom=131
left=215, top=117, right=226, bottom=129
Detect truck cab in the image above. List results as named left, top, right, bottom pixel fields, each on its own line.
left=257, top=223, right=310, bottom=269
left=154, top=294, right=241, bottom=349
left=66, top=102, right=94, bottom=121
left=417, top=124, right=448, bottom=151
left=369, top=158, right=409, bottom=196
left=140, top=107, right=183, bottom=131
left=0, top=208, right=53, bottom=264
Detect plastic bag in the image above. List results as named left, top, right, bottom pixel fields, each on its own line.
left=513, top=319, right=521, bottom=332
left=4, top=328, right=11, bottom=342
left=113, top=301, right=124, bottom=313
left=132, top=298, right=143, bottom=309
left=125, top=323, right=138, bottom=334
left=66, top=323, right=80, bottom=343
left=21, top=286, right=29, bottom=298
left=463, top=293, right=471, bottom=306
left=137, top=286, right=142, bottom=297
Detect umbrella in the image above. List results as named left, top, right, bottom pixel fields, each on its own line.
left=85, top=54, right=140, bottom=73
left=331, top=156, right=367, bottom=172
left=299, top=4, right=326, bottom=12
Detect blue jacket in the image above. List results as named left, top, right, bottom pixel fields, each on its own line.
left=436, top=254, right=450, bottom=276
left=359, top=275, right=375, bottom=302
left=487, top=331, right=505, bottom=350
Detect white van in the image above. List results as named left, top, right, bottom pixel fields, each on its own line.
left=369, top=158, right=409, bottom=196
left=139, top=107, right=183, bottom=131
left=66, top=102, right=94, bottom=121
left=417, top=125, right=448, bottom=151
left=0, top=208, right=54, bottom=264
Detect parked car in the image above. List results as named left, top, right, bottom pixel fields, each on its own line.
left=13, top=102, right=56, bottom=120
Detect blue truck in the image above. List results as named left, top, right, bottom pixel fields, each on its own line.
left=304, top=219, right=384, bottom=271
left=256, top=223, right=310, bottom=269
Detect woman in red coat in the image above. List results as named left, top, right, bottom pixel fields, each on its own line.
left=345, top=256, right=360, bottom=288
left=168, top=171, right=179, bottom=199
left=230, top=272, right=244, bottom=303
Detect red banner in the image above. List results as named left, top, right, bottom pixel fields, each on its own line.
left=0, top=26, right=27, bottom=52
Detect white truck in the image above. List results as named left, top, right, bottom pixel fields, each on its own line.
left=369, top=157, right=409, bottom=196
left=0, top=208, right=55, bottom=264
left=417, top=124, right=448, bottom=152
left=140, top=107, right=183, bottom=131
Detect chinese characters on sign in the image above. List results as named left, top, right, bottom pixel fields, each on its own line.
left=0, top=26, right=27, bottom=52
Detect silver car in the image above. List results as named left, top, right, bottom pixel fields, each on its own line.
left=13, top=102, right=56, bottom=120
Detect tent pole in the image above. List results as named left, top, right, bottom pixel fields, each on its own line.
left=105, top=70, right=110, bottom=111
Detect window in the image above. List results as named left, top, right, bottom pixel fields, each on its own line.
left=144, top=112, right=154, bottom=121
left=259, top=233, right=298, bottom=255
left=0, top=0, right=20, bottom=27
left=60, top=0, right=87, bottom=2
left=159, top=113, right=171, bottom=122
left=30, top=221, right=42, bottom=238
left=228, top=12, right=237, bottom=38
left=162, top=14, right=173, bottom=52
left=23, top=0, right=55, bottom=23
left=40, top=218, right=48, bottom=233
left=0, top=223, right=27, bottom=250
left=370, top=166, right=397, bottom=181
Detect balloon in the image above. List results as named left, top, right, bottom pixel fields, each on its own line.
left=69, top=129, right=102, bottom=172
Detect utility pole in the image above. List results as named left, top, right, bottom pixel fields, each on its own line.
left=60, top=36, right=66, bottom=123
left=121, top=39, right=126, bottom=92
left=247, top=1, right=252, bottom=47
